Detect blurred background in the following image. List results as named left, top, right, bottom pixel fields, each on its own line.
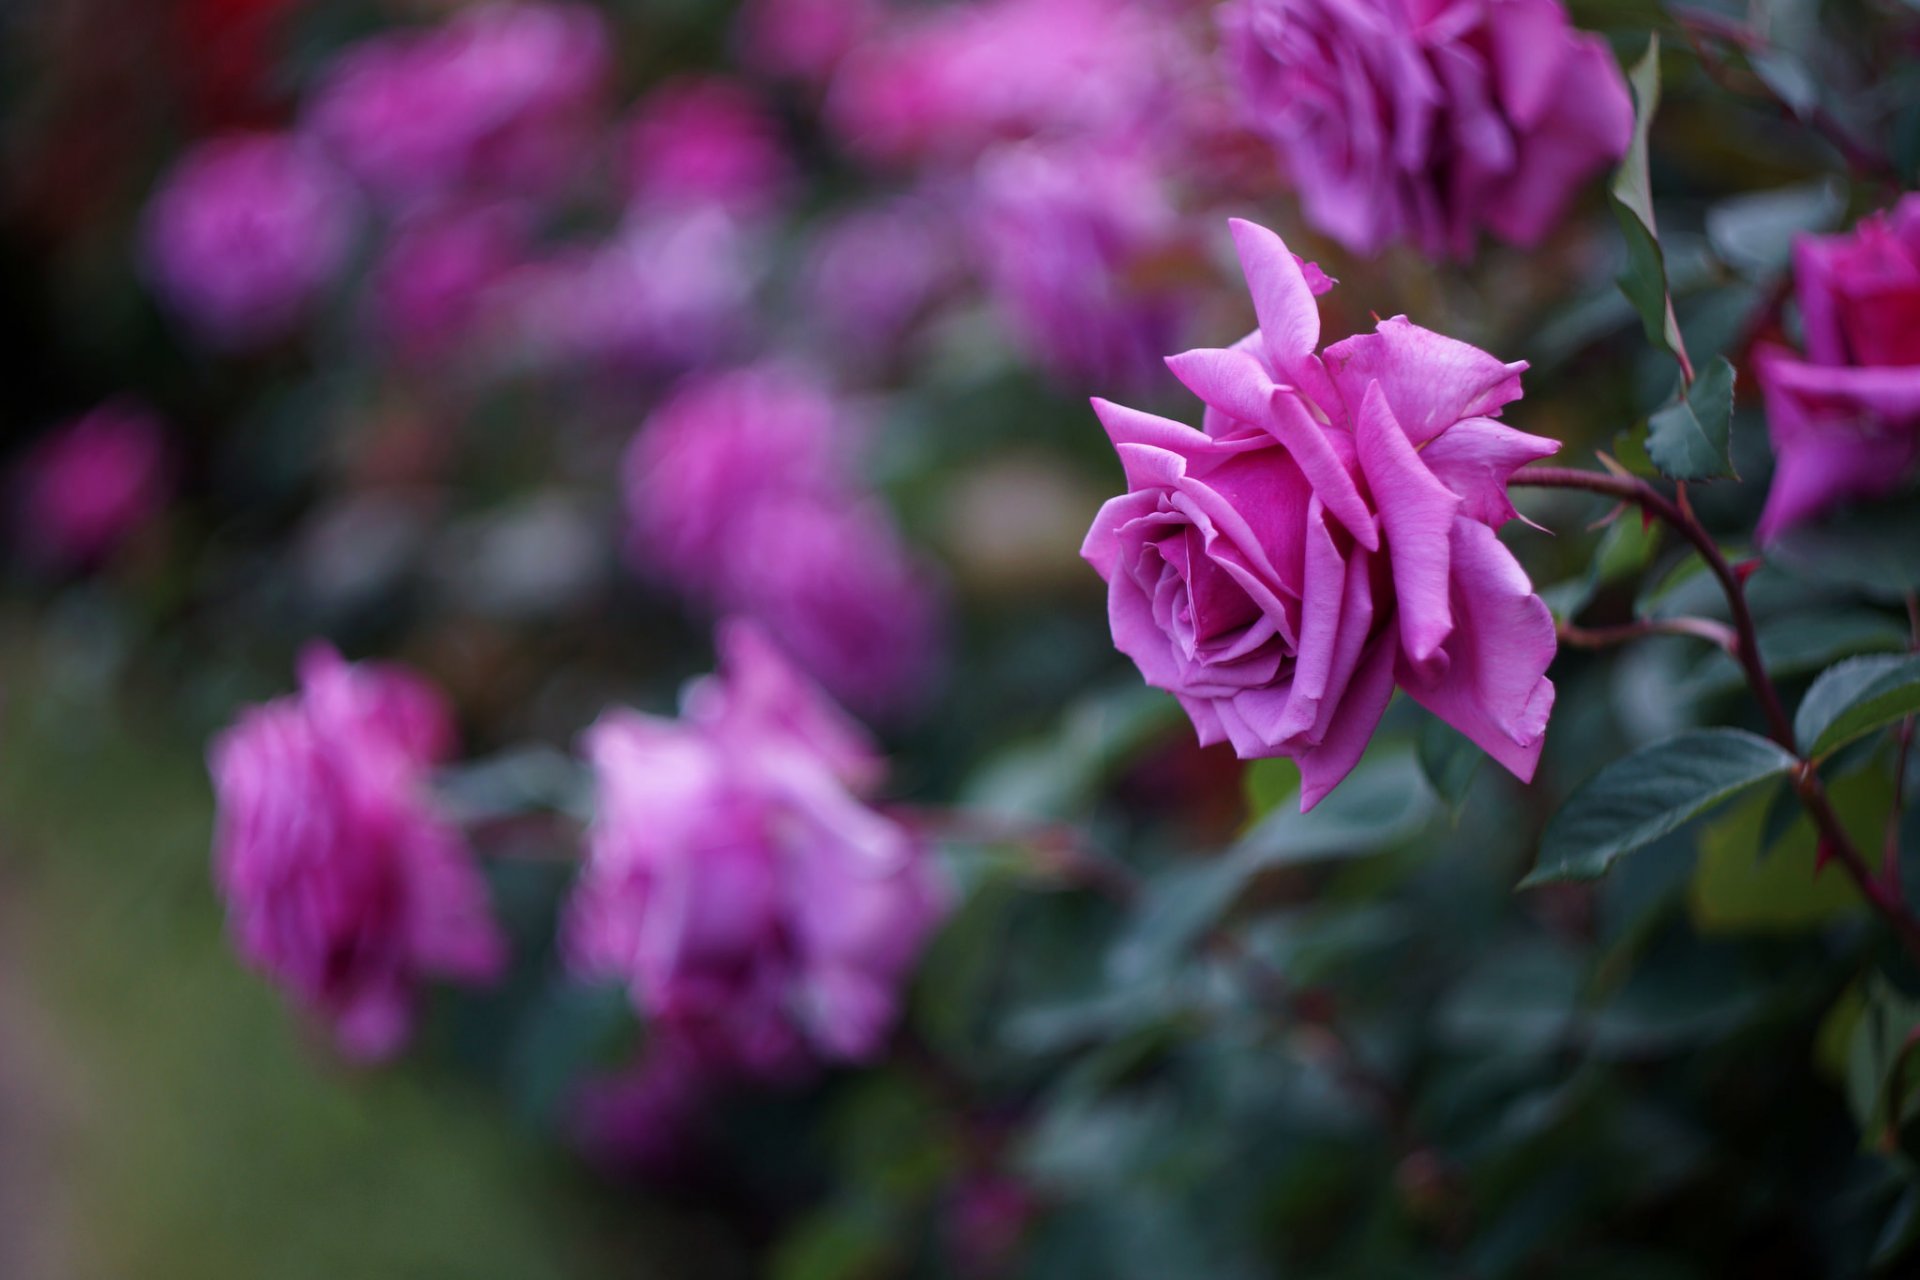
left=3, top=0, right=1917, bottom=1274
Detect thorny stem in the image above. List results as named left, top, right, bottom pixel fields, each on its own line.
left=1515, top=465, right=1920, bottom=964
left=1886, top=595, right=1920, bottom=889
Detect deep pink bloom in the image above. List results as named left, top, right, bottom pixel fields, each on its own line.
left=209, top=645, right=506, bottom=1060
left=368, top=205, right=527, bottom=363
left=1220, top=0, right=1632, bottom=258
left=825, top=0, right=1184, bottom=165
left=1083, top=219, right=1559, bottom=808
left=15, top=401, right=170, bottom=567
left=970, top=141, right=1195, bottom=388
left=622, top=366, right=946, bottom=715
left=1755, top=196, right=1920, bottom=542
left=142, top=133, right=356, bottom=348
left=624, top=78, right=791, bottom=216
left=306, top=3, right=610, bottom=211
left=564, top=622, right=948, bottom=1073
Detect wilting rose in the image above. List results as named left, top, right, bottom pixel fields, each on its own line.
left=306, top=2, right=610, bottom=212
left=1083, top=219, right=1558, bottom=808
left=564, top=622, right=947, bottom=1074
left=141, top=132, right=356, bottom=348
left=624, top=77, right=791, bottom=216
left=1755, top=195, right=1920, bottom=542
left=15, top=400, right=170, bottom=568
left=209, top=645, right=505, bottom=1059
left=1220, top=0, right=1632, bottom=259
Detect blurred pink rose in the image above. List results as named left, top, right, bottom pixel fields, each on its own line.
left=568, top=1036, right=710, bottom=1176
left=209, top=645, right=506, bottom=1060
left=622, top=366, right=946, bottom=715
left=624, top=77, right=791, bottom=216
left=801, top=195, right=960, bottom=361
left=15, top=400, right=170, bottom=568
left=564, top=622, right=948, bottom=1074
left=970, top=141, right=1196, bottom=388
left=1755, top=195, right=1920, bottom=543
left=368, top=204, right=528, bottom=364
left=1220, top=0, right=1632, bottom=258
left=1083, top=219, right=1559, bottom=808
left=825, top=0, right=1184, bottom=165
left=306, top=2, right=610, bottom=211
left=141, top=132, right=356, bottom=348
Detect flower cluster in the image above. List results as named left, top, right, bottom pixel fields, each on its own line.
left=1755, top=194, right=1920, bottom=542
left=1084, top=219, right=1559, bottom=807
left=564, top=622, right=948, bottom=1076
left=209, top=646, right=506, bottom=1060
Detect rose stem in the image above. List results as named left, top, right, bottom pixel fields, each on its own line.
left=1513, top=465, right=1920, bottom=963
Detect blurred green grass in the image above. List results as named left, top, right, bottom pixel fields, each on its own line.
left=0, top=620, right=723, bottom=1280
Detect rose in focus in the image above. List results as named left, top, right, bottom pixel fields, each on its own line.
left=1083, top=219, right=1559, bottom=808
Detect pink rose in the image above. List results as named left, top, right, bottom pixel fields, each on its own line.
left=367, top=204, right=527, bottom=364
left=623, top=77, right=791, bottom=216
left=1083, top=219, right=1559, bottom=808
left=735, top=0, right=879, bottom=84
left=1220, top=0, right=1632, bottom=258
left=209, top=645, right=506, bottom=1059
left=306, top=3, right=610, bottom=212
left=1755, top=195, right=1920, bottom=543
left=141, top=133, right=357, bottom=348
left=564, top=622, right=948, bottom=1074
left=14, top=400, right=170, bottom=568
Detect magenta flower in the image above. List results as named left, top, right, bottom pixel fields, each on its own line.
left=568, top=1036, right=710, bottom=1176
left=1083, top=219, right=1559, bottom=808
left=970, top=141, right=1195, bottom=388
left=564, top=622, right=948, bottom=1074
left=825, top=0, right=1183, bottom=166
left=622, top=366, right=946, bottom=715
left=15, top=400, right=170, bottom=568
left=141, top=133, right=356, bottom=349
left=1220, top=0, right=1632, bottom=259
left=1755, top=195, right=1920, bottom=543
left=368, top=205, right=527, bottom=364
left=209, top=645, right=506, bottom=1060
left=306, top=2, right=610, bottom=212
left=624, top=77, right=792, bottom=216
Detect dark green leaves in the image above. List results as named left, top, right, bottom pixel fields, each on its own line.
left=1610, top=36, right=1690, bottom=374
left=1646, top=357, right=1738, bottom=481
left=1522, top=730, right=1798, bottom=886
left=1795, top=655, right=1920, bottom=760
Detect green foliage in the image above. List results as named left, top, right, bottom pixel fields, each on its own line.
left=1646, top=357, right=1738, bottom=482
left=1796, top=656, right=1920, bottom=760
left=1523, top=730, right=1798, bottom=886
left=1608, top=36, right=1689, bottom=373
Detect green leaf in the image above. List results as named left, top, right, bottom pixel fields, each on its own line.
left=1795, top=655, right=1920, bottom=759
left=1646, top=357, right=1738, bottom=481
left=1609, top=36, right=1690, bottom=371
left=1846, top=977, right=1920, bottom=1153
left=1419, top=714, right=1483, bottom=810
left=1679, top=610, right=1907, bottom=698
left=1874, top=1186, right=1920, bottom=1272
left=1522, top=730, right=1798, bottom=886
left=1117, top=750, right=1434, bottom=978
